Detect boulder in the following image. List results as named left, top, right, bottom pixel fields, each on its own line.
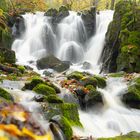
left=0, top=87, right=14, bottom=101
left=122, top=77, right=140, bottom=109
left=101, top=1, right=140, bottom=73
left=82, top=61, right=92, bottom=69
left=33, top=83, right=56, bottom=96
left=42, top=103, right=82, bottom=127
left=44, top=6, right=69, bottom=24
left=37, top=55, right=70, bottom=72
left=22, top=77, right=61, bottom=93
left=85, top=85, right=103, bottom=108
left=50, top=115, right=72, bottom=140
left=0, top=47, right=15, bottom=63
left=12, top=16, right=25, bottom=38
left=81, top=6, right=96, bottom=38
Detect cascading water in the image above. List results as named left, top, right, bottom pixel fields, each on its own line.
left=12, top=12, right=56, bottom=65
left=11, top=9, right=140, bottom=139
left=57, top=11, right=86, bottom=63
left=84, top=10, right=114, bottom=73
left=74, top=78, right=140, bottom=138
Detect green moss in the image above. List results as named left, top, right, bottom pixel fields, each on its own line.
left=61, top=116, right=73, bottom=140
left=81, top=76, right=98, bottom=87
left=86, top=85, right=96, bottom=91
left=0, top=87, right=13, bottom=101
left=109, top=72, right=125, bottom=77
left=67, top=71, right=85, bottom=80
left=122, top=77, right=140, bottom=109
left=43, top=103, right=82, bottom=127
left=60, top=103, right=82, bottom=127
left=82, top=75, right=106, bottom=88
left=0, top=47, right=15, bottom=64
left=43, top=95, right=64, bottom=103
left=17, top=65, right=26, bottom=74
left=99, top=131, right=140, bottom=140
left=22, top=77, right=44, bottom=90
left=33, top=84, right=56, bottom=96
left=94, top=75, right=106, bottom=88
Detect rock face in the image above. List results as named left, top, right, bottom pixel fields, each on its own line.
left=37, top=55, right=70, bottom=72
left=12, top=16, right=25, bottom=38
left=101, top=1, right=140, bottom=73
left=44, top=5, right=69, bottom=25
left=81, top=6, right=96, bottom=38
left=0, top=47, right=15, bottom=63
left=122, top=77, right=140, bottom=109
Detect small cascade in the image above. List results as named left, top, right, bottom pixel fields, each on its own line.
left=57, top=11, right=86, bottom=63
left=74, top=78, right=140, bottom=138
left=85, top=10, right=114, bottom=73
left=58, top=41, right=84, bottom=63
left=12, top=12, right=56, bottom=65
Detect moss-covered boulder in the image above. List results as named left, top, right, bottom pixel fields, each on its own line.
left=42, top=103, right=82, bottom=127
left=22, top=77, right=60, bottom=93
left=101, top=1, right=140, bottom=73
left=0, top=47, right=15, bottom=64
left=43, top=95, right=64, bottom=103
left=33, top=84, right=56, bottom=96
left=44, top=8, right=58, bottom=17
left=122, top=77, right=140, bottom=109
left=17, top=65, right=26, bottom=74
left=0, top=87, right=13, bottom=101
left=67, top=71, right=85, bottom=80
left=85, top=85, right=103, bottom=108
left=50, top=115, right=72, bottom=140
left=22, top=77, right=44, bottom=90
left=99, top=131, right=140, bottom=140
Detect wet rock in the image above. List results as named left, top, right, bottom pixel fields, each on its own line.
left=101, top=1, right=140, bottom=73
left=12, top=16, right=25, bottom=38
left=42, top=103, right=82, bottom=127
left=0, top=87, right=14, bottom=101
left=82, top=61, right=92, bottom=70
left=23, top=77, right=61, bottom=93
left=44, top=8, right=58, bottom=17
left=33, top=83, right=56, bottom=96
left=0, top=47, right=16, bottom=64
left=37, top=55, right=70, bottom=72
left=50, top=115, right=72, bottom=140
left=44, top=5, right=69, bottom=24
left=122, top=77, right=140, bottom=109
left=49, top=122, right=65, bottom=140
left=81, top=6, right=96, bottom=38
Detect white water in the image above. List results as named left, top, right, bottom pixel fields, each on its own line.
left=74, top=78, right=140, bottom=138
left=11, top=10, right=140, bottom=139
left=84, top=10, right=114, bottom=73
left=57, top=11, right=86, bottom=63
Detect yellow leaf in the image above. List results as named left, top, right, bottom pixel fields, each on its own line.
left=22, top=128, right=53, bottom=140
left=0, top=124, right=22, bottom=136
left=0, top=137, right=9, bottom=140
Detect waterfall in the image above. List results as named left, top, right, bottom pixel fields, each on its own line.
left=84, top=10, right=114, bottom=73
left=12, top=10, right=113, bottom=71
left=10, top=9, right=140, bottom=139
left=12, top=12, right=56, bottom=65
left=73, top=78, right=140, bottom=138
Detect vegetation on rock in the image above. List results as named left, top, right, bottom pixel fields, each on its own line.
left=122, top=77, right=140, bottom=109
left=102, top=0, right=140, bottom=73
left=99, top=131, right=140, bottom=140
left=0, top=87, right=13, bottom=101
left=33, top=83, right=56, bottom=96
